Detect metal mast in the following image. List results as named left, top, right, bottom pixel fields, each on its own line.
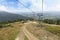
left=42, top=0, right=43, bottom=21
left=42, top=0, right=43, bottom=13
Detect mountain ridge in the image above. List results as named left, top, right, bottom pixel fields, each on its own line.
left=0, top=11, right=30, bottom=22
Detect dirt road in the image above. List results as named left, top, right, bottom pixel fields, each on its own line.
left=15, top=21, right=39, bottom=40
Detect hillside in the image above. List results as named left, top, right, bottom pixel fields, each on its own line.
left=0, top=11, right=29, bottom=22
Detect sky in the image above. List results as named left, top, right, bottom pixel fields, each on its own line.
left=0, top=0, right=60, bottom=12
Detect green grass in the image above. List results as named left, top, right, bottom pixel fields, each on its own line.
left=44, top=26, right=60, bottom=36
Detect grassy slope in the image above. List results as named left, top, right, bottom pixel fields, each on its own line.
left=44, top=24, right=60, bottom=36
left=26, top=22, right=60, bottom=40
left=0, top=22, right=23, bottom=40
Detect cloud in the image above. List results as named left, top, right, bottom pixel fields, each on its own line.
left=30, top=0, right=48, bottom=12
left=18, top=0, right=43, bottom=12
left=30, top=0, right=42, bottom=12
left=0, top=0, right=60, bottom=12
left=0, top=6, right=7, bottom=11
left=0, top=0, right=46, bottom=12
left=47, top=4, right=60, bottom=11
left=44, top=0, right=60, bottom=11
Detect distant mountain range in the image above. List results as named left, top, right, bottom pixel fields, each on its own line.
left=0, top=11, right=60, bottom=22
left=19, top=12, right=60, bottom=20
left=43, top=12, right=60, bottom=19
left=0, top=11, right=30, bottom=22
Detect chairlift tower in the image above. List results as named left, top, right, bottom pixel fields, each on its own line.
left=37, top=0, right=43, bottom=27
left=38, top=0, right=43, bottom=22
left=42, top=0, right=43, bottom=21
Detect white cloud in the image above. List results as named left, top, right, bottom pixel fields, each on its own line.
left=44, top=0, right=60, bottom=11
left=18, top=0, right=46, bottom=12
left=8, top=8, right=31, bottom=13
left=18, top=0, right=60, bottom=12
left=47, top=4, right=60, bottom=11
left=0, top=6, right=7, bottom=11
left=29, top=0, right=47, bottom=12
left=28, top=0, right=42, bottom=12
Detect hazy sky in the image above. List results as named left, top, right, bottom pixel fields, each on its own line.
left=0, top=0, right=60, bottom=12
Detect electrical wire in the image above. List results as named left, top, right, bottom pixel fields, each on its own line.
left=18, top=1, right=36, bottom=14
left=18, top=0, right=43, bottom=20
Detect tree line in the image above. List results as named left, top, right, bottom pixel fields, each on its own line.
left=0, top=18, right=34, bottom=28
left=43, top=19, right=60, bottom=25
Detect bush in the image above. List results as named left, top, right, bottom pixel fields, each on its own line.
left=43, top=19, right=55, bottom=24
left=56, top=19, right=60, bottom=25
